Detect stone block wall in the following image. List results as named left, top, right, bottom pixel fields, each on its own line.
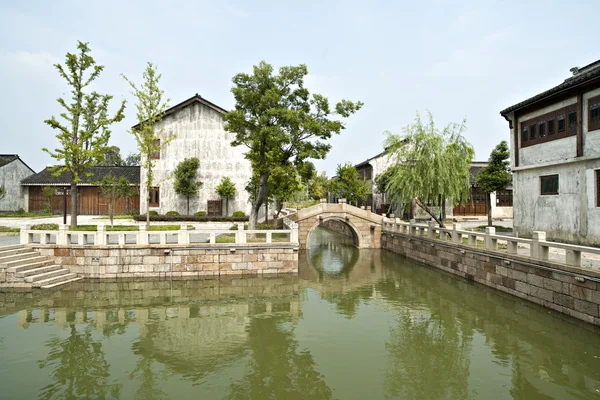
left=320, top=219, right=354, bottom=238
left=382, top=233, right=600, bottom=326
left=32, top=245, right=298, bottom=279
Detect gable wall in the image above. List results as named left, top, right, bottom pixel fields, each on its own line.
left=0, top=160, right=34, bottom=211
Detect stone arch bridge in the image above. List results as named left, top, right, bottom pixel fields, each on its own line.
left=287, top=202, right=384, bottom=249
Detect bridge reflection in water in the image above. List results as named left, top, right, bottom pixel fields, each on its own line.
left=0, top=227, right=599, bottom=399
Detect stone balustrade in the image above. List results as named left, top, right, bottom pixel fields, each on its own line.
left=382, top=218, right=600, bottom=269
left=20, top=223, right=299, bottom=247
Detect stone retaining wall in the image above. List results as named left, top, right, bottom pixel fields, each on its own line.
left=382, top=233, right=600, bottom=326
left=32, top=245, right=298, bottom=279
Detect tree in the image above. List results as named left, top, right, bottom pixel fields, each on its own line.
left=224, top=61, right=362, bottom=229
left=476, top=140, right=511, bottom=227
left=122, top=62, right=172, bottom=225
left=43, top=41, right=126, bottom=228
left=173, top=157, right=202, bottom=215
left=269, top=165, right=303, bottom=218
left=97, top=174, right=132, bottom=226
left=215, top=176, right=237, bottom=216
left=99, top=145, right=125, bottom=166
left=329, top=162, right=371, bottom=205
left=42, top=186, right=56, bottom=213
left=124, top=152, right=141, bottom=166
left=309, top=172, right=329, bottom=200
left=384, top=111, right=474, bottom=227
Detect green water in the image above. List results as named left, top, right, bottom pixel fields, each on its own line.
left=1, top=228, right=599, bottom=399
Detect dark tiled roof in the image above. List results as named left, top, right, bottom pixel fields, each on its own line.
left=132, top=93, right=227, bottom=129
left=500, top=60, right=600, bottom=116
left=21, top=166, right=140, bottom=186
left=0, top=155, right=18, bottom=168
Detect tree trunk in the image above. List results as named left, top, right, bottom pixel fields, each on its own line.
left=70, top=182, right=78, bottom=228
left=109, top=203, right=114, bottom=227
left=186, top=195, right=190, bottom=216
left=265, top=202, right=268, bottom=224
left=442, top=198, right=446, bottom=221
left=415, top=198, right=445, bottom=228
left=225, top=197, right=229, bottom=217
left=249, top=172, right=269, bottom=230
left=487, top=192, right=492, bottom=227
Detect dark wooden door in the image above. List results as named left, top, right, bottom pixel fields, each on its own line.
left=207, top=200, right=222, bottom=217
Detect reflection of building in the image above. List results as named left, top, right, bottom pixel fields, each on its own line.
left=500, top=59, right=600, bottom=244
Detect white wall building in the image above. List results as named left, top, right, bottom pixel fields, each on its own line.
left=0, top=155, right=35, bottom=212
left=139, top=94, right=252, bottom=216
left=500, top=59, right=600, bottom=245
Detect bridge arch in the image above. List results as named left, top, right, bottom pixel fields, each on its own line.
left=306, top=216, right=362, bottom=248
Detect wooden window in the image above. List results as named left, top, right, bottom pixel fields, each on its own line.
left=547, top=118, right=555, bottom=135
left=522, top=125, right=529, bottom=144
left=150, top=139, right=160, bottom=160
left=529, top=123, right=536, bottom=140
left=496, top=190, right=513, bottom=207
left=540, top=175, right=559, bottom=195
left=538, top=120, right=546, bottom=138
left=567, top=107, right=578, bottom=136
left=557, top=113, right=565, bottom=134
left=589, top=95, right=600, bottom=132
left=149, top=187, right=160, bottom=207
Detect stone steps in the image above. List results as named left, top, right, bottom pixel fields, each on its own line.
left=0, top=244, right=80, bottom=289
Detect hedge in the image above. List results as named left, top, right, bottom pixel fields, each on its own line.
left=133, top=214, right=249, bottom=222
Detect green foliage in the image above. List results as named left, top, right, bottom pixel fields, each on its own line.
left=384, top=111, right=474, bottom=227
left=0, top=185, right=5, bottom=201
left=148, top=210, right=159, bottom=216
left=43, top=41, right=126, bottom=228
left=223, top=61, right=362, bottom=227
left=174, top=157, right=202, bottom=215
left=232, top=211, right=246, bottom=217
left=97, top=174, right=132, bottom=226
left=0, top=226, right=19, bottom=233
left=122, top=62, right=172, bottom=225
left=375, top=165, right=399, bottom=194
left=30, top=223, right=59, bottom=230
left=329, top=162, right=371, bottom=204
left=476, top=141, right=511, bottom=193
left=194, top=211, right=207, bottom=217
left=166, top=210, right=180, bottom=216
left=269, top=165, right=304, bottom=216
left=124, top=152, right=141, bottom=166
left=133, top=214, right=248, bottom=222
left=308, top=172, right=329, bottom=200
left=99, top=145, right=124, bottom=166
left=216, top=176, right=237, bottom=216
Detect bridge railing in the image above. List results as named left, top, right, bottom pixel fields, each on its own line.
left=20, top=223, right=299, bottom=247
left=382, top=218, right=600, bottom=270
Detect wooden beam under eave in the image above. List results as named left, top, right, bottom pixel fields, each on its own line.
left=577, top=92, right=583, bottom=157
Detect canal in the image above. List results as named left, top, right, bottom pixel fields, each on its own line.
left=0, top=227, right=599, bottom=399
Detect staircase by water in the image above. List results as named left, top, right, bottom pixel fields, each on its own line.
left=0, top=245, right=81, bottom=289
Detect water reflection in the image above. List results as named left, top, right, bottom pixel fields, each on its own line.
left=0, top=228, right=599, bottom=399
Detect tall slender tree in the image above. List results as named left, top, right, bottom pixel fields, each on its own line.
left=224, top=61, right=362, bottom=229
left=97, top=174, right=132, bottom=226
left=43, top=41, right=126, bottom=227
left=122, top=62, right=172, bottom=226
left=173, top=157, right=202, bottom=215
left=476, top=140, right=511, bottom=227
left=216, top=176, right=237, bottom=216
left=384, top=111, right=474, bottom=227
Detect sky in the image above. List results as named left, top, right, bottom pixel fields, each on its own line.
left=0, top=0, right=597, bottom=175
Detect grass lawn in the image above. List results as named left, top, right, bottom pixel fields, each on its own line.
left=93, top=215, right=135, bottom=220
left=0, top=226, right=19, bottom=233
left=0, top=212, right=54, bottom=218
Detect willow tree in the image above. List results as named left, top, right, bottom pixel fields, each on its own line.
left=384, top=111, right=474, bottom=227
left=122, top=62, right=172, bottom=225
left=43, top=41, right=126, bottom=227
left=224, top=61, right=363, bottom=229
left=476, top=140, right=511, bottom=227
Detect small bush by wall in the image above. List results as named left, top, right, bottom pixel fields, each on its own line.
left=232, top=211, right=246, bottom=217
left=166, top=211, right=180, bottom=216
left=194, top=211, right=207, bottom=217
left=133, top=214, right=249, bottom=222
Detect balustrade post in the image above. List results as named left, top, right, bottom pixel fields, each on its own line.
left=236, top=223, right=246, bottom=244
left=427, top=221, right=436, bottom=239
left=452, top=223, right=462, bottom=244
left=409, top=219, right=417, bottom=236
left=266, top=232, right=272, bottom=244
left=484, top=227, right=497, bottom=250
left=566, top=249, right=582, bottom=267
left=291, top=226, right=298, bottom=244
left=138, top=225, right=147, bottom=245
left=507, top=239, right=518, bottom=254
left=178, top=225, right=189, bottom=245
left=97, top=224, right=106, bottom=246
left=58, top=224, right=67, bottom=245
left=20, top=224, right=30, bottom=245
left=532, top=231, right=548, bottom=260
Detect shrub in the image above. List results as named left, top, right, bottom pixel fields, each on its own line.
left=166, top=210, right=180, bottom=216
left=148, top=210, right=159, bottom=216
left=30, top=223, right=59, bottom=230
left=232, top=211, right=246, bottom=217
left=16, top=208, right=25, bottom=215
left=133, top=214, right=249, bottom=222
left=195, top=211, right=207, bottom=217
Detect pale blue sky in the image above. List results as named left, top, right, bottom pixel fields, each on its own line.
left=0, top=0, right=597, bottom=174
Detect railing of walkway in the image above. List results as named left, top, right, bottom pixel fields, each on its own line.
left=382, top=218, right=600, bottom=270
left=20, top=223, right=299, bottom=246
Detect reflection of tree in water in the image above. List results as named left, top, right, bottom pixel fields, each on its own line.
left=309, top=241, right=360, bottom=280
left=226, top=315, right=332, bottom=400
left=129, top=322, right=167, bottom=400
left=38, top=324, right=122, bottom=400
